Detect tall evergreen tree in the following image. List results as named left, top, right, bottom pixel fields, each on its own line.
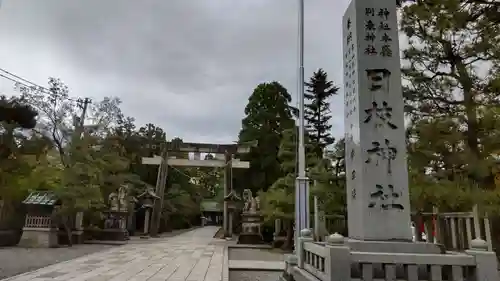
left=236, top=82, right=296, bottom=194
left=0, top=96, right=37, bottom=129
left=304, top=69, right=339, bottom=158
left=260, top=126, right=317, bottom=249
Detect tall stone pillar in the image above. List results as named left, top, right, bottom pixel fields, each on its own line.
left=144, top=209, right=151, bottom=235
left=75, top=212, right=84, bottom=231
left=229, top=212, right=233, bottom=237
left=313, top=195, right=319, bottom=239
left=73, top=211, right=84, bottom=244
left=274, top=219, right=281, bottom=238
left=343, top=0, right=412, bottom=241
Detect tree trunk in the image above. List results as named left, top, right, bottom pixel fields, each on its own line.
left=282, top=219, right=294, bottom=250
left=455, top=55, right=481, bottom=161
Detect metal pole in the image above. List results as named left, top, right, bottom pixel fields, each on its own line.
left=295, top=0, right=310, bottom=250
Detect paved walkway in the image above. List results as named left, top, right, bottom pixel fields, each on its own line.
left=3, top=226, right=225, bottom=281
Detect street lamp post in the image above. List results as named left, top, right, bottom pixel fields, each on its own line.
left=295, top=0, right=310, bottom=250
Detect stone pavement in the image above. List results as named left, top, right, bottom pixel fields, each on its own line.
left=2, top=226, right=225, bottom=281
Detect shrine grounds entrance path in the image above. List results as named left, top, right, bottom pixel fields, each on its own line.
left=3, top=226, right=225, bottom=281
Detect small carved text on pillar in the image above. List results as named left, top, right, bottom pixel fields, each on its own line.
left=368, top=184, right=404, bottom=210
left=365, top=139, right=397, bottom=174
left=345, top=132, right=353, bottom=143
left=351, top=170, right=357, bottom=198
left=364, top=7, right=393, bottom=57
left=344, top=16, right=357, bottom=117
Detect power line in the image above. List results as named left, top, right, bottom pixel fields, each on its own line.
left=0, top=72, right=21, bottom=86
left=0, top=67, right=82, bottom=103
left=0, top=67, right=39, bottom=88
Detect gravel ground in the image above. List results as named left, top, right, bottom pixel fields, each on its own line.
left=0, top=244, right=114, bottom=279
left=0, top=227, right=202, bottom=280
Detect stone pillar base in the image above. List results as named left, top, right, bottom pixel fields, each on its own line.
left=19, top=227, right=58, bottom=248
left=72, top=230, right=84, bottom=244
left=346, top=239, right=444, bottom=254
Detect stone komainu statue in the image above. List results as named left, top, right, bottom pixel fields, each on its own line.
left=108, top=185, right=129, bottom=212
left=242, top=189, right=260, bottom=214
left=108, top=192, right=119, bottom=211
left=242, top=189, right=253, bottom=212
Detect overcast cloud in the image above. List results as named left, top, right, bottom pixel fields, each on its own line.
left=0, top=0, right=349, bottom=143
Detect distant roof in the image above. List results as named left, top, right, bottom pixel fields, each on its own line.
left=223, top=190, right=241, bottom=202
left=137, top=188, right=160, bottom=199
left=23, top=191, right=58, bottom=205
left=201, top=200, right=222, bottom=212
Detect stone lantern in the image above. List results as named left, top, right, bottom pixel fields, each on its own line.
left=137, top=187, right=160, bottom=236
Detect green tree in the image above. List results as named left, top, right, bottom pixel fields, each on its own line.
left=0, top=76, right=214, bottom=235
left=0, top=96, right=39, bottom=220
left=0, top=95, right=37, bottom=129
left=97, top=132, right=145, bottom=201
left=236, top=82, right=296, bottom=194
left=19, top=78, right=76, bottom=165
left=401, top=0, right=500, bottom=187
left=328, top=138, right=346, bottom=187
left=260, top=127, right=317, bottom=249
left=127, top=123, right=167, bottom=187
left=55, top=134, right=103, bottom=245
left=309, top=159, right=346, bottom=216
left=304, top=69, right=339, bottom=158
left=196, top=154, right=222, bottom=198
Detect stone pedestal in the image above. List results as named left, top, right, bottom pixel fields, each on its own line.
left=346, top=239, right=444, bottom=254
left=19, top=227, right=58, bottom=248
left=343, top=0, right=412, bottom=241
left=102, top=211, right=128, bottom=241
left=238, top=213, right=264, bottom=244
left=72, top=230, right=85, bottom=244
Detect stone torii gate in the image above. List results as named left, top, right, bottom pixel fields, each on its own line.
left=142, top=141, right=251, bottom=237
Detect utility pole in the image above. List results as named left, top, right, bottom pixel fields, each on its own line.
left=74, top=97, right=91, bottom=136
left=67, top=97, right=91, bottom=166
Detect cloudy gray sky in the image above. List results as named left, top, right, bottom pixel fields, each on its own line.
left=0, top=0, right=348, bottom=143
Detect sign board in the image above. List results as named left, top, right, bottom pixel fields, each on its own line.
left=167, top=159, right=249, bottom=168
left=142, top=157, right=249, bottom=169
left=142, top=156, right=162, bottom=165
left=172, top=142, right=251, bottom=154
